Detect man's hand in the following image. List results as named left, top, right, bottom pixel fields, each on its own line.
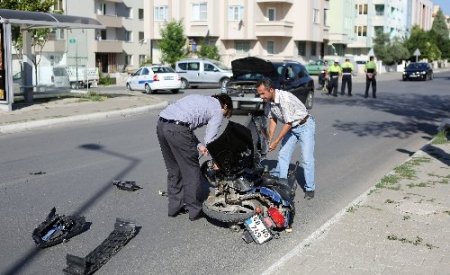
left=268, top=139, right=280, bottom=152
left=198, top=144, right=209, bottom=156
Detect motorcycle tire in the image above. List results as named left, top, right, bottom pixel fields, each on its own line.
left=202, top=197, right=260, bottom=223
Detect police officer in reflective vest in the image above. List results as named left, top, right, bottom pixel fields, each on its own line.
left=327, top=59, right=342, bottom=97
left=364, top=56, right=377, bottom=98
left=341, top=58, right=354, bottom=96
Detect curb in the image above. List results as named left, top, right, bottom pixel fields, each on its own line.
left=0, top=100, right=169, bottom=135
left=262, top=137, right=441, bottom=275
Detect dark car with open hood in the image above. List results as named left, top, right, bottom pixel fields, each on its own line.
left=223, top=57, right=314, bottom=112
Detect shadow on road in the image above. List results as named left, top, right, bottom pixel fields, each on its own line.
left=315, top=93, right=450, bottom=139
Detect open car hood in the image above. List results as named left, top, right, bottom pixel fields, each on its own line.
left=231, top=57, right=278, bottom=77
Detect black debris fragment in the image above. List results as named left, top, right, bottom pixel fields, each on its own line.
left=32, top=207, right=89, bottom=248
left=112, top=180, right=142, bottom=191
left=63, top=218, right=139, bottom=275
left=29, top=171, right=46, bottom=175
left=158, top=190, right=168, bottom=197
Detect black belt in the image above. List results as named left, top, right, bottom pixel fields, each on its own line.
left=293, top=115, right=310, bottom=128
left=159, top=117, right=190, bottom=127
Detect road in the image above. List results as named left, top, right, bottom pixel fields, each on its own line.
left=0, top=73, right=449, bottom=275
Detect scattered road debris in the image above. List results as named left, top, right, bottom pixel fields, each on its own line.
left=112, top=180, right=142, bottom=191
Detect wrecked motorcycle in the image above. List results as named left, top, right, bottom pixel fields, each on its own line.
left=201, top=116, right=298, bottom=244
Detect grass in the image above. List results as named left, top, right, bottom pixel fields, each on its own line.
left=78, top=91, right=107, bottom=102
left=431, top=130, right=449, bottom=145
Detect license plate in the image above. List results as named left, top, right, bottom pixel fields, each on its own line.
left=164, top=76, right=174, bottom=80
left=245, top=215, right=272, bottom=244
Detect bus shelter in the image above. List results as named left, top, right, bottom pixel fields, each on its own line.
left=0, top=9, right=104, bottom=111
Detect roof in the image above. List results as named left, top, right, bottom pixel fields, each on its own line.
left=0, top=9, right=104, bottom=29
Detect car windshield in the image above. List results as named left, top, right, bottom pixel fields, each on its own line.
left=233, top=63, right=281, bottom=81
left=407, top=63, right=428, bottom=70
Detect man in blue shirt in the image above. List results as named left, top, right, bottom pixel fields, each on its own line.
left=157, top=94, right=233, bottom=221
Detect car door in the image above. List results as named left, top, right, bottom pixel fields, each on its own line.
left=187, top=62, right=201, bottom=84
left=284, top=64, right=309, bottom=102
left=137, top=67, right=150, bottom=90
left=130, top=68, right=142, bottom=90
left=200, top=62, right=219, bottom=84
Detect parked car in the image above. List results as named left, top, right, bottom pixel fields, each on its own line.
left=305, top=59, right=327, bottom=75
left=402, top=62, right=433, bottom=81
left=175, top=58, right=232, bottom=89
left=126, top=65, right=182, bottom=94
left=224, top=57, right=314, bottom=112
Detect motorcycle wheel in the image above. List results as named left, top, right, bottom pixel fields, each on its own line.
left=202, top=197, right=260, bottom=223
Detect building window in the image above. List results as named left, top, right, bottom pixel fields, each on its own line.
left=192, top=3, right=207, bottom=21
left=297, top=41, right=306, bottom=56
left=53, top=0, right=63, bottom=11
left=138, top=9, right=144, bottom=20
left=356, top=4, right=368, bottom=15
left=374, top=26, right=383, bottom=35
left=139, top=55, right=146, bottom=65
left=100, top=30, right=107, bottom=40
left=139, top=32, right=144, bottom=42
left=311, top=42, right=317, bottom=56
left=324, top=8, right=329, bottom=26
left=267, top=8, right=276, bottom=21
left=125, top=31, right=132, bottom=42
left=375, top=4, right=384, bottom=16
left=126, top=55, right=132, bottom=66
left=313, top=9, right=320, bottom=24
left=354, top=26, right=367, bottom=37
left=228, top=5, right=244, bottom=21
left=96, top=3, right=106, bottom=15
left=267, top=41, right=274, bottom=54
left=154, top=6, right=168, bottom=21
left=235, top=40, right=250, bottom=54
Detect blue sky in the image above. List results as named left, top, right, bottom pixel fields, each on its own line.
left=433, top=0, right=450, bottom=15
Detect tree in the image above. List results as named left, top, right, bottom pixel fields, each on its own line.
left=372, top=29, right=390, bottom=62
left=0, top=0, right=55, bottom=84
left=372, top=30, right=409, bottom=65
left=404, top=25, right=438, bottom=61
left=431, top=9, right=449, bottom=41
left=159, top=20, right=187, bottom=67
left=198, top=43, right=220, bottom=60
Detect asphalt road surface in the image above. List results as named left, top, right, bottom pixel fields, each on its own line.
left=0, top=73, right=449, bottom=275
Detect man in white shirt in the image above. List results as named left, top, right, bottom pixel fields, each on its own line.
left=256, top=79, right=316, bottom=199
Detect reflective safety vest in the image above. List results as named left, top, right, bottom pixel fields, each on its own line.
left=327, top=64, right=341, bottom=77
left=365, top=61, right=377, bottom=73
left=341, top=61, right=354, bottom=75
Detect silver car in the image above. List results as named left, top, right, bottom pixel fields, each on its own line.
left=175, top=58, right=232, bottom=89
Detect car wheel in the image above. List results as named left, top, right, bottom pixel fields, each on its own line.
left=305, top=90, right=314, bottom=110
left=126, top=83, right=133, bottom=91
left=180, top=79, right=189, bottom=89
left=171, top=89, right=179, bottom=94
left=71, top=82, right=78, bottom=89
left=145, top=84, right=153, bottom=94
left=220, top=78, right=230, bottom=89
left=430, top=73, right=433, bottom=80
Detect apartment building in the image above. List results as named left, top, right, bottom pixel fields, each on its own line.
left=144, top=0, right=331, bottom=66
left=39, top=0, right=148, bottom=74
left=327, top=0, right=356, bottom=56
left=407, top=0, right=433, bottom=32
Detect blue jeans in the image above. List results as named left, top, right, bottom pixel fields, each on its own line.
left=270, top=116, right=315, bottom=191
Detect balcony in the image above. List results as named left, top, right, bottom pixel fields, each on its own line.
left=96, top=14, right=123, bottom=28
left=103, top=0, right=123, bottom=3
left=95, top=40, right=124, bottom=53
left=255, top=21, right=293, bottom=37
left=256, top=0, right=293, bottom=4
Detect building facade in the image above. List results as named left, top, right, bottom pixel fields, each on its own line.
left=144, top=0, right=331, bottom=66
left=327, top=0, right=356, bottom=56
left=407, top=0, right=433, bottom=33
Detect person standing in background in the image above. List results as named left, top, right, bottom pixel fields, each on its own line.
left=364, top=56, right=377, bottom=98
left=327, top=60, right=342, bottom=97
left=340, top=58, right=354, bottom=96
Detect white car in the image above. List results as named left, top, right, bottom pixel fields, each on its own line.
left=126, top=65, right=182, bottom=94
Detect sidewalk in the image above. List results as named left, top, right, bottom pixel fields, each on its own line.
left=264, top=139, right=450, bottom=274
left=0, top=92, right=168, bottom=134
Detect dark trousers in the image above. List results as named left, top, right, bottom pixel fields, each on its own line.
left=365, top=76, right=377, bottom=98
left=156, top=120, right=202, bottom=219
left=341, top=75, right=352, bottom=95
left=327, top=75, right=339, bottom=95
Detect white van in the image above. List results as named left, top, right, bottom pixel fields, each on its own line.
left=175, top=58, right=232, bottom=89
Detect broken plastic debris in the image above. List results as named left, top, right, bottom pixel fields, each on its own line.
left=112, top=180, right=142, bottom=191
